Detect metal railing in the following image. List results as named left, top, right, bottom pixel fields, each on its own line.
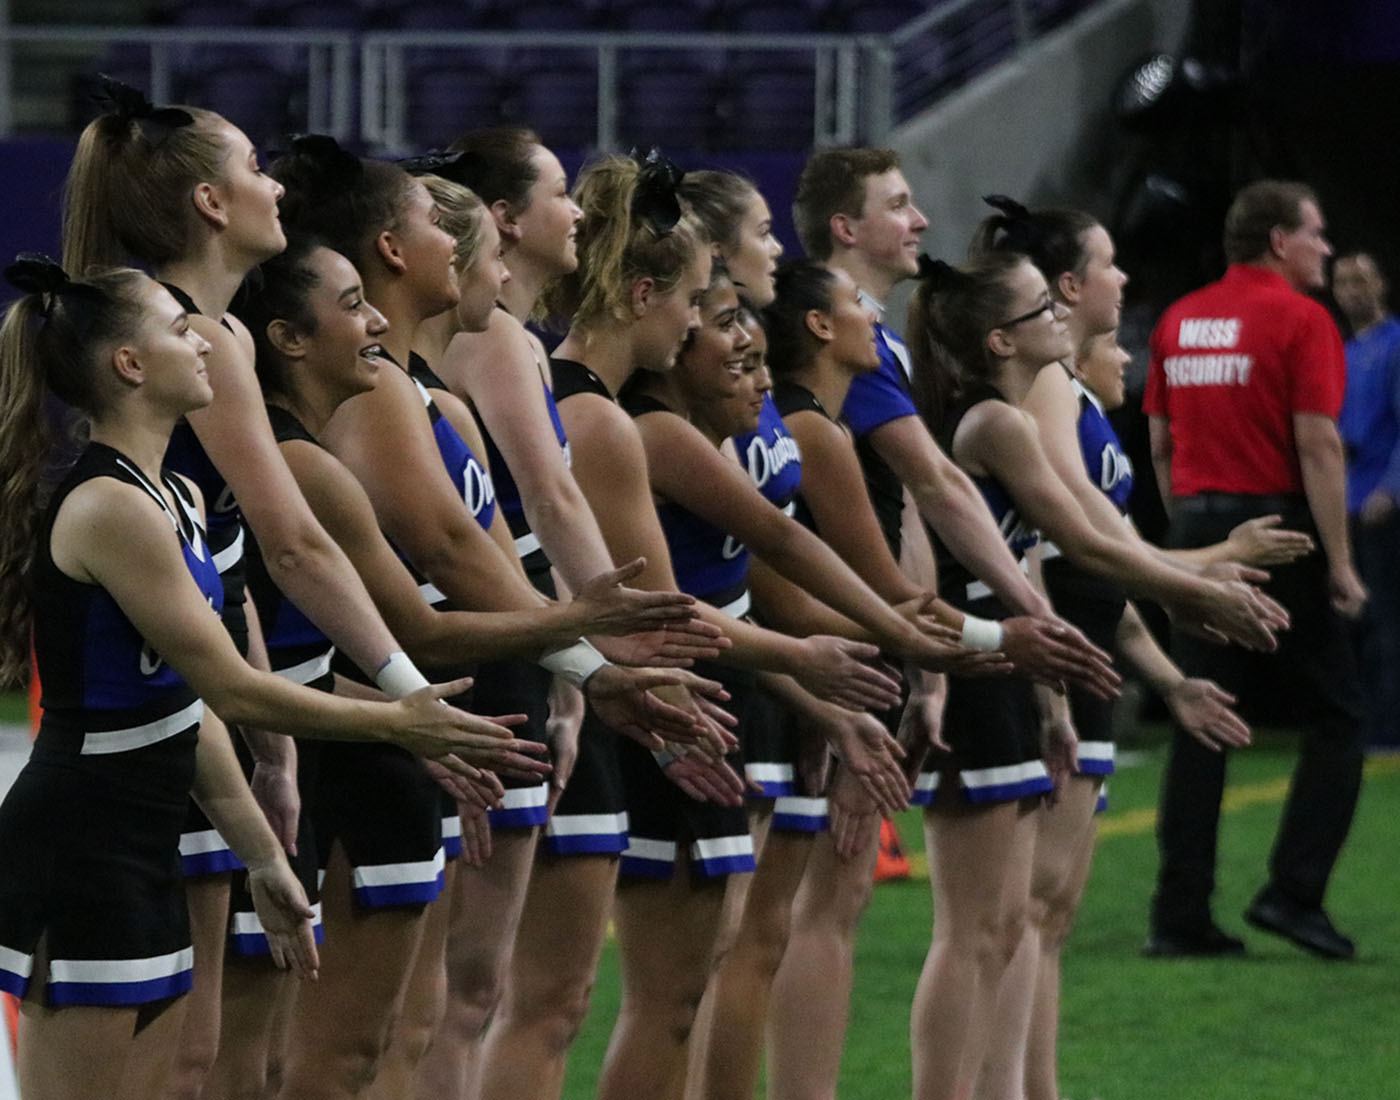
left=0, top=2, right=1097, bottom=149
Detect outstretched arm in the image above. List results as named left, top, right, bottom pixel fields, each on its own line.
left=184, top=313, right=401, bottom=679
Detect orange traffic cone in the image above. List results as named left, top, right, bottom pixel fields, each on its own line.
left=873, top=817, right=910, bottom=882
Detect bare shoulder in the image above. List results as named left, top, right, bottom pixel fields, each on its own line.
left=49, top=477, right=170, bottom=582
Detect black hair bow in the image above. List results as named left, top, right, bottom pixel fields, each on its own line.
left=982, top=193, right=1045, bottom=255
left=4, top=252, right=105, bottom=328
left=916, top=254, right=971, bottom=291
left=398, top=149, right=492, bottom=190
left=283, top=134, right=364, bottom=189
left=93, top=74, right=194, bottom=143
left=630, top=147, right=685, bottom=235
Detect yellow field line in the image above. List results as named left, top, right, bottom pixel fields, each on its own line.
left=899, top=753, right=1400, bottom=882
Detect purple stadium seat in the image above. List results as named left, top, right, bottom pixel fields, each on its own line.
left=606, top=0, right=717, bottom=32
left=181, top=64, right=295, bottom=145
left=160, top=0, right=260, bottom=26
left=499, top=2, right=598, bottom=31
left=514, top=65, right=600, bottom=150
left=723, top=0, right=825, bottom=35
left=840, top=0, right=928, bottom=33
left=275, top=2, right=367, bottom=29
left=619, top=65, right=716, bottom=151
left=726, top=63, right=816, bottom=149
left=388, top=1, right=492, bottom=30
left=405, top=66, right=512, bottom=149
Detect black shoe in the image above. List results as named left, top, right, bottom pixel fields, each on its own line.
left=1244, top=891, right=1355, bottom=960
left=1142, top=923, right=1246, bottom=958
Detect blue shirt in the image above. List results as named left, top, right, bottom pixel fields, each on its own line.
left=1338, top=315, right=1400, bottom=514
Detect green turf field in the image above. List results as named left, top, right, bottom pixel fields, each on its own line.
left=562, top=732, right=1400, bottom=1099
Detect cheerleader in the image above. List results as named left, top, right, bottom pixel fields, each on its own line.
left=57, top=79, right=493, bottom=1100
left=904, top=253, right=1283, bottom=1100
left=0, top=257, right=529, bottom=1100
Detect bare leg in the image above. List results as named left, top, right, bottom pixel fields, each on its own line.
left=17, top=938, right=141, bottom=1100
left=911, top=798, right=1038, bottom=1100
left=122, top=994, right=193, bottom=1099
left=361, top=858, right=454, bottom=1100
left=766, top=825, right=879, bottom=1100
left=203, top=957, right=294, bottom=1100
left=414, top=826, right=539, bottom=1100
left=276, top=843, right=429, bottom=1100
left=688, top=815, right=813, bottom=1100
left=597, top=856, right=731, bottom=1100
left=155, top=872, right=230, bottom=1100
left=478, top=853, right=619, bottom=1100
left=1024, top=779, right=1100, bottom=1100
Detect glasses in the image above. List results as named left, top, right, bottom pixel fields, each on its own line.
left=994, top=297, right=1056, bottom=329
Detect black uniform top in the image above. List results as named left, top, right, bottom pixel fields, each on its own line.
left=32, top=443, right=223, bottom=755
left=160, top=283, right=248, bottom=650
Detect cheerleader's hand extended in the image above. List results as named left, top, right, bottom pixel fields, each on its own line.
left=247, top=857, right=319, bottom=980
left=827, top=765, right=882, bottom=860
left=655, top=744, right=746, bottom=806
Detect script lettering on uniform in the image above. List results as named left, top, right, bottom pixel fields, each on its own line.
left=745, top=432, right=801, bottom=489
left=463, top=459, right=497, bottom=519
left=1097, top=444, right=1133, bottom=493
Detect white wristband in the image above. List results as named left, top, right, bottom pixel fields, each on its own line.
left=539, top=638, right=609, bottom=689
left=960, top=615, right=1004, bottom=652
left=375, top=651, right=430, bottom=699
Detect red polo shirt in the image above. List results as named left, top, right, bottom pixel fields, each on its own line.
left=1144, top=263, right=1346, bottom=496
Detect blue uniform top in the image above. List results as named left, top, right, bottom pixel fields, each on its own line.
left=479, top=355, right=570, bottom=574
left=408, top=354, right=497, bottom=544
left=32, top=443, right=222, bottom=754
left=161, top=284, right=248, bottom=649
left=1073, top=376, right=1134, bottom=515
left=1339, top=315, right=1400, bottom=514
left=732, top=393, right=802, bottom=515
left=244, top=406, right=336, bottom=685
left=839, top=315, right=916, bottom=557
left=623, top=391, right=751, bottom=613
left=931, top=385, right=1039, bottom=606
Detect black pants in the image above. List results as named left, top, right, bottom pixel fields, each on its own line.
left=1151, top=495, right=1364, bottom=934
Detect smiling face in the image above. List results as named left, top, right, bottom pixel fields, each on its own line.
left=846, top=168, right=929, bottom=282
left=722, top=190, right=783, bottom=307
left=454, top=216, right=509, bottom=333
left=125, top=279, right=215, bottom=414
left=209, top=122, right=286, bottom=262
left=705, top=312, right=772, bottom=437
left=675, top=280, right=753, bottom=408
left=511, top=145, right=583, bottom=276
left=298, top=246, right=389, bottom=401
left=1074, top=328, right=1130, bottom=411
left=990, top=260, right=1074, bottom=371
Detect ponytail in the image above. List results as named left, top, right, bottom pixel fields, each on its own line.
left=62, top=82, right=227, bottom=273
left=968, top=194, right=1099, bottom=289
left=545, top=152, right=704, bottom=327
left=906, top=253, right=1023, bottom=427
left=0, top=257, right=150, bottom=684
left=761, top=261, right=837, bottom=377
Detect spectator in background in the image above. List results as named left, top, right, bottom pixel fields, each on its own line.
left=1145, top=180, right=1365, bottom=961
left=1333, top=251, right=1400, bottom=750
